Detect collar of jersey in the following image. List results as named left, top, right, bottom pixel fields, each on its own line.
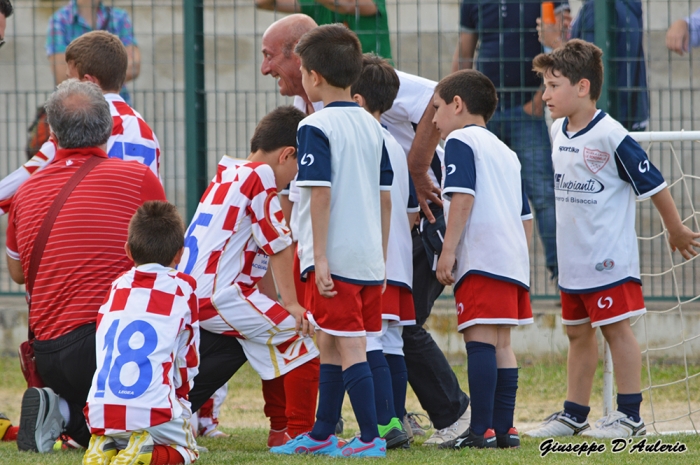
left=134, top=263, right=173, bottom=273
left=54, top=147, right=109, bottom=162
left=325, top=101, right=360, bottom=108
left=104, top=93, right=125, bottom=104
left=561, top=111, right=607, bottom=139
left=462, top=124, right=488, bottom=130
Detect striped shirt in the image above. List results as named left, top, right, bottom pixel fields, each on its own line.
left=6, top=148, right=166, bottom=341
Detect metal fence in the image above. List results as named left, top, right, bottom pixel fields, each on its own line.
left=0, top=0, right=699, bottom=298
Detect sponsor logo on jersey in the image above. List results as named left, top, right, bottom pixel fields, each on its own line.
left=559, top=146, right=580, bottom=153
left=595, top=259, right=615, bottom=271
left=597, top=296, right=613, bottom=309
left=300, top=153, right=315, bottom=166
left=554, top=173, right=605, bottom=194
left=639, top=160, right=650, bottom=173
left=583, top=147, right=610, bottom=174
left=446, top=164, right=457, bottom=175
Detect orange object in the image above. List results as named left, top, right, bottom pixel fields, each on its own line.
left=542, top=2, right=556, bottom=24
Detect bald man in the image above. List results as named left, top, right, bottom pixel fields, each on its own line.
left=261, top=14, right=472, bottom=447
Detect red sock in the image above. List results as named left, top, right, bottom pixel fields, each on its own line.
left=198, top=397, right=214, bottom=420
left=2, top=426, right=18, bottom=441
left=262, top=376, right=287, bottom=431
left=284, top=358, right=320, bottom=437
left=151, top=445, right=185, bottom=465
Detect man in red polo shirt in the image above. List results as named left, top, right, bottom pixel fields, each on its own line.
left=7, top=79, right=165, bottom=453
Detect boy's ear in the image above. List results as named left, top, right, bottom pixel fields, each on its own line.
left=453, top=95, right=466, bottom=115
left=310, top=69, right=323, bottom=87
left=278, top=146, right=297, bottom=164
left=577, top=78, right=591, bottom=98
left=352, top=93, right=365, bottom=107
left=124, top=242, right=134, bottom=262
left=171, top=247, right=185, bottom=267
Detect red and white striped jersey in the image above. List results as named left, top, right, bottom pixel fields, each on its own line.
left=178, top=156, right=292, bottom=331
left=0, top=93, right=161, bottom=215
left=85, top=264, right=199, bottom=435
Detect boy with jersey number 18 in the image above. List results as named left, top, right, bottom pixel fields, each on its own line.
left=270, top=24, right=394, bottom=458
left=83, top=201, right=199, bottom=465
left=526, top=39, right=700, bottom=439
left=433, top=70, right=534, bottom=450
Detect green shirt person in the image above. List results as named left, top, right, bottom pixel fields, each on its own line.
left=255, top=0, right=392, bottom=59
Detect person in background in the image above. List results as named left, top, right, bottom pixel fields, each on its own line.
left=666, top=7, right=700, bottom=56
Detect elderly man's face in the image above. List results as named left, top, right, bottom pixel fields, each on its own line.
left=261, top=30, right=303, bottom=98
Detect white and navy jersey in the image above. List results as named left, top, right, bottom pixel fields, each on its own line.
left=551, top=111, right=666, bottom=293
left=296, top=102, right=393, bottom=285
left=178, top=157, right=293, bottom=334
left=442, top=125, right=531, bottom=290
left=0, top=93, right=162, bottom=215
left=384, top=128, right=420, bottom=290
left=86, top=264, right=199, bottom=435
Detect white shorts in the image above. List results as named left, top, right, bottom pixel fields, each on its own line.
left=366, top=321, right=404, bottom=356
left=109, top=416, right=198, bottom=464
left=205, top=284, right=319, bottom=380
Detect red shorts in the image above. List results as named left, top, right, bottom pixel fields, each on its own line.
left=304, top=272, right=382, bottom=337
left=382, top=285, right=416, bottom=325
left=561, top=281, right=646, bottom=327
left=293, top=244, right=305, bottom=306
left=454, top=274, right=533, bottom=332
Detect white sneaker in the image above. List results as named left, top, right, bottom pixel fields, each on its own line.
left=524, top=411, right=590, bottom=437
left=17, top=387, right=65, bottom=453
left=422, top=406, right=470, bottom=447
left=581, top=411, right=646, bottom=438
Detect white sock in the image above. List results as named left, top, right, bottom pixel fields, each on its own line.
left=58, top=397, right=70, bottom=425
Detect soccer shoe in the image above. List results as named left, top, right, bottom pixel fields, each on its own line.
left=199, top=425, right=229, bottom=438
left=402, top=415, right=414, bottom=443
left=0, top=412, right=13, bottom=440
left=330, top=437, right=386, bottom=458
left=523, top=410, right=590, bottom=437
left=83, top=434, right=118, bottom=465
left=405, top=412, right=431, bottom=438
left=335, top=415, right=344, bottom=435
left=581, top=411, right=646, bottom=438
left=55, top=434, right=84, bottom=450
left=267, top=428, right=292, bottom=448
left=270, top=433, right=341, bottom=455
left=17, top=387, right=65, bottom=452
left=111, top=431, right=154, bottom=465
left=496, top=427, right=521, bottom=448
left=422, top=406, right=470, bottom=447
left=441, top=427, right=496, bottom=450
left=378, top=417, right=409, bottom=449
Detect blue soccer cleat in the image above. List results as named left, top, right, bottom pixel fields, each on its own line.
left=269, top=433, right=341, bottom=455
left=331, top=437, right=387, bottom=458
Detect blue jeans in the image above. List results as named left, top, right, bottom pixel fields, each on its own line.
left=488, top=105, right=558, bottom=276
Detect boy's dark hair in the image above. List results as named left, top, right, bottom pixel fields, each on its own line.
left=128, top=201, right=185, bottom=267
left=294, top=24, right=362, bottom=89
left=0, top=0, right=13, bottom=19
left=532, top=39, right=603, bottom=102
left=350, top=53, right=400, bottom=115
left=65, top=31, right=127, bottom=92
left=435, top=70, right=498, bottom=123
left=250, top=106, right=306, bottom=155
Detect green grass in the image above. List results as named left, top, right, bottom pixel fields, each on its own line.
left=2, top=355, right=700, bottom=463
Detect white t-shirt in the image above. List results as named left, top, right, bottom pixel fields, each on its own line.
left=442, top=125, right=531, bottom=289
left=296, top=102, right=393, bottom=284
left=551, top=112, right=666, bottom=293
left=384, top=127, right=420, bottom=289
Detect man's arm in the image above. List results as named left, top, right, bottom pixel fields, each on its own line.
left=310, top=186, right=336, bottom=298
left=666, top=8, right=700, bottom=56
left=407, top=101, right=442, bottom=222
left=125, top=45, right=141, bottom=82
left=651, top=188, right=700, bottom=260
left=7, top=256, right=24, bottom=284
left=451, top=31, right=478, bottom=72
left=254, top=0, right=300, bottom=12
left=436, top=193, right=473, bottom=286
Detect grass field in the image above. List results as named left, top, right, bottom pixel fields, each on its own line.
left=1, top=354, right=700, bottom=464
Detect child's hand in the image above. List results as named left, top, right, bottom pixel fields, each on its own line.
left=668, top=224, right=700, bottom=260
left=436, top=251, right=456, bottom=286
left=314, top=256, right=337, bottom=298
left=286, top=302, right=314, bottom=337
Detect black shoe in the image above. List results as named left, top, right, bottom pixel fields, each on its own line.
left=382, top=427, right=409, bottom=450
left=335, top=416, right=344, bottom=435
left=496, top=427, right=520, bottom=448
left=440, top=427, right=496, bottom=450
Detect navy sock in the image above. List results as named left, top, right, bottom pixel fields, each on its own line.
left=563, top=400, right=590, bottom=424
left=466, top=341, right=497, bottom=435
left=343, top=362, right=380, bottom=442
left=385, top=354, right=408, bottom=420
left=492, top=368, right=518, bottom=435
left=309, top=364, right=344, bottom=440
left=366, top=350, right=396, bottom=425
left=617, top=393, right=643, bottom=422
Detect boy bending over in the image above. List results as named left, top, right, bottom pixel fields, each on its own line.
left=526, top=39, right=700, bottom=438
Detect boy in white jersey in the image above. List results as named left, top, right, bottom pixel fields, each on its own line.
left=271, top=25, right=393, bottom=458
left=433, top=70, right=533, bottom=450
left=350, top=54, right=420, bottom=449
left=526, top=40, right=700, bottom=439
left=180, top=107, right=320, bottom=447
left=84, top=201, right=199, bottom=465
